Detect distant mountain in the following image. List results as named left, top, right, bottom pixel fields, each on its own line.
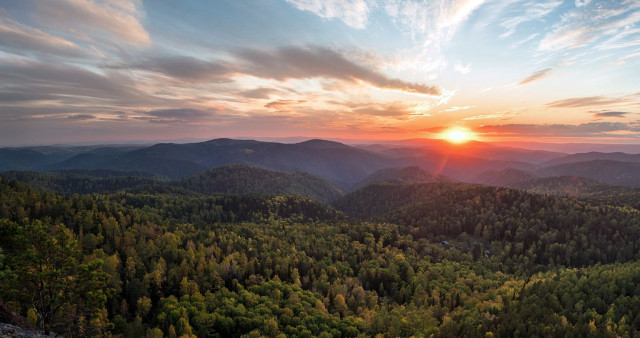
left=398, top=152, right=536, bottom=182
left=11, top=138, right=640, bottom=189
left=353, top=166, right=453, bottom=189
left=471, top=168, right=539, bottom=186
left=471, top=167, right=613, bottom=196
left=542, top=152, right=640, bottom=167
left=384, top=138, right=565, bottom=164
left=0, top=149, right=48, bottom=170
left=65, top=138, right=395, bottom=184
left=537, top=160, right=640, bottom=186
left=53, top=169, right=161, bottom=178
left=176, top=164, right=344, bottom=203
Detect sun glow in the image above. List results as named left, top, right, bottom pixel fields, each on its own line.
left=444, top=128, right=472, bottom=144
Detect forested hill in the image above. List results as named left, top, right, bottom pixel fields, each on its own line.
left=352, top=166, right=454, bottom=189
left=536, top=160, right=640, bottom=186
left=3, top=178, right=640, bottom=336
left=335, top=182, right=640, bottom=271
left=0, top=165, right=345, bottom=203
left=176, top=165, right=344, bottom=203
left=0, top=170, right=167, bottom=195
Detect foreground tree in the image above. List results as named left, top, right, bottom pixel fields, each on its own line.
left=1, top=219, right=111, bottom=336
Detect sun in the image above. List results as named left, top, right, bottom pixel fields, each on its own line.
left=444, top=129, right=471, bottom=144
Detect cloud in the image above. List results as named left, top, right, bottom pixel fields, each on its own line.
left=351, top=102, right=420, bottom=120
left=500, top=0, right=562, bottom=38
left=0, top=16, right=85, bottom=57
left=236, top=46, right=441, bottom=96
left=575, top=0, right=591, bottom=7
left=140, top=55, right=232, bottom=82
left=67, top=114, right=96, bottom=120
left=614, top=49, right=640, bottom=64
left=140, top=108, right=219, bottom=124
left=421, top=126, right=449, bottom=134
left=454, top=62, right=471, bottom=74
left=284, top=0, right=370, bottom=29
left=264, top=100, right=307, bottom=110
left=33, top=0, right=150, bottom=46
left=0, top=59, right=156, bottom=111
left=590, top=111, right=630, bottom=118
left=441, top=105, right=474, bottom=112
left=519, top=68, right=552, bottom=85
left=385, top=0, right=486, bottom=42
left=0, top=90, right=57, bottom=103
left=238, top=88, right=280, bottom=99
left=463, top=111, right=517, bottom=120
left=125, top=46, right=441, bottom=95
left=146, top=108, right=211, bottom=119
left=538, top=26, right=596, bottom=52
left=547, top=96, right=629, bottom=108
left=538, top=2, right=640, bottom=52
left=475, top=122, right=640, bottom=137
left=511, top=33, right=540, bottom=48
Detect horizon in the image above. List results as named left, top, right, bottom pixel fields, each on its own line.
left=1, top=1, right=640, bottom=146
left=4, top=135, right=640, bottom=154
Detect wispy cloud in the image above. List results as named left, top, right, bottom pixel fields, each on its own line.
left=351, top=102, right=422, bottom=120
left=500, top=0, right=562, bottom=38
left=0, top=16, right=85, bottom=57
left=454, top=62, right=471, bottom=74
left=463, top=111, right=517, bottom=120
left=66, top=114, right=96, bottom=120
left=614, top=49, right=640, bottom=64
left=142, top=108, right=220, bottom=124
left=237, top=88, right=281, bottom=99
left=138, top=55, right=232, bottom=82
left=236, top=46, right=441, bottom=95
left=284, top=0, right=370, bottom=29
left=441, top=105, right=474, bottom=112
left=476, top=122, right=640, bottom=137
left=547, top=96, right=631, bottom=108
left=33, top=0, right=150, bottom=46
left=590, top=110, right=630, bottom=118
left=264, top=100, right=307, bottom=111
left=538, top=1, right=640, bottom=52
left=519, top=67, right=552, bottom=85
left=511, top=33, right=539, bottom=48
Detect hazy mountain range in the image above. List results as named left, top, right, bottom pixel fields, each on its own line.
left=2, top=138, right=640, bottom=201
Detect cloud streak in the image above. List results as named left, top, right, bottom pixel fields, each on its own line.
left=519, top=68, right=552, bottom=85
left=33, top=0, right=150, bottom=46
left=0, top=16, right=85, bottom=57
left=285, top=0, right=369, bottom=29
left=476, top=122, right=640, bottom=137
left=236, top=46, right=441, bottom=95
left=547, top=96, right=631, bottom=108
left=136, top=46, right=441, bottom=96
left=590, top=111, right=630, bottom=118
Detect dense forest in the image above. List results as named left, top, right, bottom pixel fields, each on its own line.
left=2, top=174, right=640, bottom=337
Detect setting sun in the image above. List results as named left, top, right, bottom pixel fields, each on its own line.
left=444, top=129, right=471, bottom=144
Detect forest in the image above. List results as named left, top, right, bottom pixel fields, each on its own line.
left=2, top=172, right=640, bottom=337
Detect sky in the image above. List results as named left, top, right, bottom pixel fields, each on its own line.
left=1, top=0, right=640, bottom=146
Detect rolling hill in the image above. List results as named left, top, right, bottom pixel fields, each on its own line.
left=536, top=160, right=640, bottom=186
left=542, top=151, right=640, bottom=167
left=0, top=165, right=346, bottom=203
left=471, top=168, right=539, bottom=186
left=352, top=166, right=453, bottom=189
left=176, top=164, right=344, bottom=203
